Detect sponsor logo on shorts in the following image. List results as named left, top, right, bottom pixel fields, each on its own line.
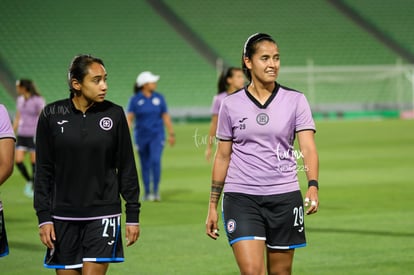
left=227, top=219, right=236, bottom=233
left=99, top=117, right=113, bottom=131
left=107, top=240, right=115, bottom=246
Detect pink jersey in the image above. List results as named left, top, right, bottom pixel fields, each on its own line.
left=16, top=95, right=45, bottom=137
left=217, top=84, right=315, bottom=195
left=0, top=104, right=15, bottom=140
left=210, top=92, right=228, bottom=115
left=0, top=104, right=16, bottom=210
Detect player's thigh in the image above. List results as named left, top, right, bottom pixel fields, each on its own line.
left=264, top=191, right=306, bottom=249
left=82, top=262, right=109, bottom=275
left=222, top=192, right=266, bottom=245
left=56, top=269, right=81, bottom=275
left=83, top=216, right=124, bottom=262
left=232, top=240, right=266, bottom=275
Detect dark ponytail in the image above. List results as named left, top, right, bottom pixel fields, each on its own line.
left=16, top=79, right=41, bottom=96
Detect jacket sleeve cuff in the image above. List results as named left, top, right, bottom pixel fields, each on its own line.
left=37, top=210, right=52, bottom=225
left=125, top=208, right=140, bottom=224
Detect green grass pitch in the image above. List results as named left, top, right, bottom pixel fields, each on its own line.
left=1, top=119, right=413, bottom=274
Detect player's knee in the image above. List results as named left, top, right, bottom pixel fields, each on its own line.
left=238, top=262, right=265, bottom=275
left=268, top=263, right=292, bottom=275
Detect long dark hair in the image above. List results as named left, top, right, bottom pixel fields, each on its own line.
left=16, top=79, right=41, bottom=96
left=217, top=67, right=242, bottom=94
left=242, top=33, right=277, bottom=81
left=68, top=54, right=104, bottom=95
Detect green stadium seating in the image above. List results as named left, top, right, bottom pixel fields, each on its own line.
left=0, top=0, right=412, bottom=115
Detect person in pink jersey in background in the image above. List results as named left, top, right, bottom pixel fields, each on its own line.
left=205, top=67, right=245, bottom=162
left=0, top=104, right=16, bottom=257
left=206, top=33, right=319, bottom=275
left=13, top=79, right=45, bottom=197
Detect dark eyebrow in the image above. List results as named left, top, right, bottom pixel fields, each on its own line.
left=91, top=74, right=107, bottom=79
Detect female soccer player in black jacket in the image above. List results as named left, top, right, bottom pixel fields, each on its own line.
left=34, top=55, right=140, bottom=274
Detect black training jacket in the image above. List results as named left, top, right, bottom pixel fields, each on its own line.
left=34, top=98, right=140, bottom=225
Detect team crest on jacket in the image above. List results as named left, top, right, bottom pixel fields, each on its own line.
left=99, top=117, right=113, bottom=131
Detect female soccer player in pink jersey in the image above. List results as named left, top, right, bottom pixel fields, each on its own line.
left=13, top=79, right=45, bottom=197
left=205, top=67, right=245, bottom=162
left=206, top=33, right=319, bottom=274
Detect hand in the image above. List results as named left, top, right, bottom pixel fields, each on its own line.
left=125, top=224, right=140, bottom=247
left=206, top=208, right=220, bottom=240
left=39, top=223, right=56, bottom=249
left=304, top=186, right=319, bottom=215
left=168, top=135, right=175, bottom=147
left=205, top=148, right=212, bottom=162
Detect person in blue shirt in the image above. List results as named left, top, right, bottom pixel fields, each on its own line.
left=127, top=71, right=175, bottom=202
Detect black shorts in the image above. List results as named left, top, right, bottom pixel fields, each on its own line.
left=222, top=191, right=306, bottom=249
left=44, top=216, right=124, bottom=269
left=16, top=136, right=35, bottom=151
left=0, top=209, right=9, bottom=257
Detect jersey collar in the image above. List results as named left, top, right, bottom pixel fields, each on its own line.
left=244, top=82, right=280, bottom=109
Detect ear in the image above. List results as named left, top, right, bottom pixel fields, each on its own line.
left=71, top=78, right=82, bottom=92
left=243, top=57, right=252, bottom=70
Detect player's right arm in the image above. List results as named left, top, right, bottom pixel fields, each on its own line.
left=12, top=110, right=20, bottom=133
left=205, top=114, right=218, bottom=162
left=39, top=223, right=56, bottom=249
left=0, top=138, right=14, bottom=185
left=33, top=107, right=55, bottom=248
left=206, top=139, right=232, bottom=240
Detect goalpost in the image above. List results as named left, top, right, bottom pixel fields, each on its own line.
left=278, top=60, right=414, bottom=117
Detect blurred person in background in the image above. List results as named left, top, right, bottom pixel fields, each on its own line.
left=206, top=33, right=319, bottom=275
left=0, top=104, right=16, bottom=257
left=34, top=54, right=140, bottom=274
left=127, top=71, right=175, bottom=202
left=205, top=67, right=245, bottom=162
left=13, top=79, right=45, bottom=198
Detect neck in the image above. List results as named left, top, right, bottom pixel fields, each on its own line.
left=248, top=81, right=274, bottom=103
left=227, top=85, right=238, bottom=94
left=141, top=89, right=152, bottom=98
left=23, top=92, right=31, bottom=100
left=72, top=95, right=94, bottom=113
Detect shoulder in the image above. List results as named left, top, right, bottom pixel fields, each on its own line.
left=34, top=95, right=46, bottom=103
left=99, top=100, right=124, bottom=113
left=43, top=98, right=69, bottom=109
left=16, top=96, right=24, bottom=104
left=0, top=104, right=7, bottom=115
left=153, top=91, right=165, bottom=99
left=44, top=98, right=69, bottom=108
left=41, top=98, right=71, bottom=117
left=130, top=92, right=142, bottom=101
left=0, top=105, right=11, bottom=124
left=212, top=92, right=226, bottom=103
left=278, top=84, right=304, bottom=96
left=221, top=88, right=245, bottom=105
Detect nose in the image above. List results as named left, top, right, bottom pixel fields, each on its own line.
left=101, top=80, right=108, bottom=91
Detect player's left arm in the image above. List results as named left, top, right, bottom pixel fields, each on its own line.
left=297, top=130, right=319, bottom=215
left=117, top=109, right=141, bottom=239
left=162, top=112, right=175, bottom=146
